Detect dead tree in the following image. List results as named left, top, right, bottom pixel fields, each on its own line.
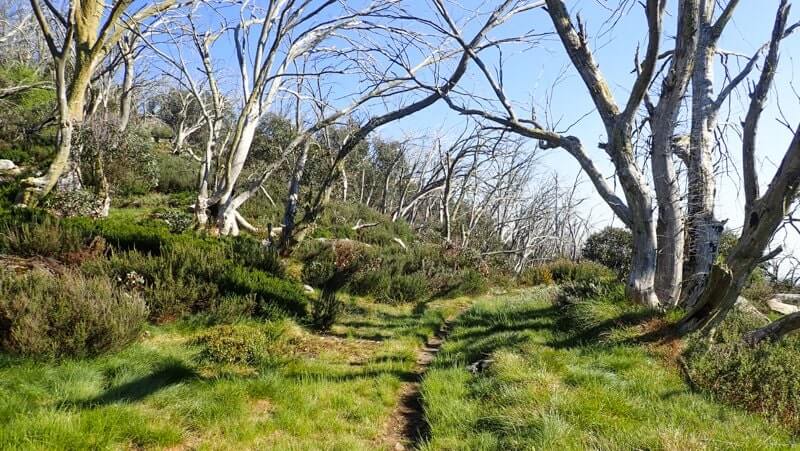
left=677, top=0, right=800, bottom=338
left=432, top=0, right=664, bottom=307
left=20, top=0, right=182, bottom=205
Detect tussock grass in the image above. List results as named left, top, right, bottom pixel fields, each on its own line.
left=0, top=296, right=468, bottom=450
left=421, top=288, right=797, bottom=450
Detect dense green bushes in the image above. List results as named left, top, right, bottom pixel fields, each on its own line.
left=0, top=270, right=147, bottom=358
left=519, top=259, right=616, bottom=287
left=582, top=227, right=632, bottom=278
left=155, top=152, right=199, bottom=194
left=297, top=239, right=489, bottom=304
left=684, top=313, right=800, bottom=432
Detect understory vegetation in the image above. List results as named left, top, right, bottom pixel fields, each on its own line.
left=421, top=289, right=798, bottom=449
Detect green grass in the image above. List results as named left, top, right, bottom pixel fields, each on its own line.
left=420, top=288, right=798, bottom=450
left=0, top=296, right=469, bottom=450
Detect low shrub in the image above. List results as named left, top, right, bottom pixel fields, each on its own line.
left=204, top=294, right=258, bottom=324
left=194, top=321, right=299, bottom=367
left=1, top=215, right=89, bottom=258
left=684, top=312, right=800, bottom=432
left=449, top=269, right=488, bottom=297
left=194, top=324, right=268, bottom=367
left=519, top=266, right=554, bottom=286
left=544, top=259, right=616, bottom=284
left=151, top=208, right=194, bottom=233
left=0, top=270, right=147, bottom=358
left=582, top=227, right=632, bottom=279
left=155, top=152, right=198, bottom=194
left=227, top=236, right=284, bottom=277
left=220, top=266, right=309, bottom=318
left=385, top=273, right=429, bottom=304
left=311, top=289, right=341, bottom=331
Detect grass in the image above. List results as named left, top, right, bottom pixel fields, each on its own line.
left=420, top=288, right=798, bottom=450
left=0, top=295, right=470, bottom=450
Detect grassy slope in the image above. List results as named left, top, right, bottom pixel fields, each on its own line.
left=0, top=296, right=469, bottom=450
left=421, top=288, right=797, bottom=450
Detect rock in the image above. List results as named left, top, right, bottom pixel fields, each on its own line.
left=303, top=284, right=314, bottom=294
left=0, top=159, right=20, bottom=175
left=767, top=297, right=800, bottom=315
left=734, top=296, right=770, bottom=324
left=466, top=358, right=494, bottom=374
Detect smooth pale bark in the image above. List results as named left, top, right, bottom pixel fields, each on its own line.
left=682, top=0, right=741, bottom=308
left=118, top=42, right=135, bottom=132
left=22, top=0, right=178, bottom=204
left=546, top=0, right=662, bottom=307
left=650, top=0, right=698, bottom=305
left=280, top=142, right=312, bottom=252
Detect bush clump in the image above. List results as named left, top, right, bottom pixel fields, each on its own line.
left=194, top=321, right=300, bottom=368
left=544, top=259, right=616, bottom=284
left=1, top=213, right=91, bottom=259
left=0, top=270, right=147, bottom=358
left=221, top=266, right=309, bottom=318
left=582, top=227, right=632, bottom=279
left=519, top=266, right=554, bottom=286
left=684, top=313, right=800, bottom=433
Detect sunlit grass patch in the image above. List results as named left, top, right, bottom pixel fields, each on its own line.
left=421, top=288, right=797, bottom=450
left=0, top=295, right=469, bottom=450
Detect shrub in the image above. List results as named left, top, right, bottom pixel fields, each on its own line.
left=42, top=189, right=101, bottom=217
left=229, top=235, right=285, bottom=277
left=384, top=273, right=429, bottom=304
left=203, top=294, right=258, bottom=324
left=155, top=152, right=198, bottom=193
left=194, top=321, right=299, bottom=367
left=1, top=214, right=90, bottom=258
left=194, top=323, right=269, bottom=366
left=450, top=269, right=488, bottom=297
left=684, top=312, right=800, bottom=432
left=545, top=259, right=616, bottom=284
left=221, top=267, right=309, bottom=318
left=92, top=241, right=229, bottom=321
left=0, top=270, right=147, bottom=358
left=519, top=266, right=554, bottom=286
left=311, top=289, right=341, bottom=331
left=151, top=208, right=194, bottom=233
left=582, top=227, right=632, bottom=279
left=76, top=121, right=159, bottom=196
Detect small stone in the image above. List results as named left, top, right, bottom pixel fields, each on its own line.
left=0, top=159, right=20, bottom=175
left=303, top=284, right=314, bottom=293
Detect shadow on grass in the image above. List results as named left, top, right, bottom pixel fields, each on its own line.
left=547, top=310, right=664, bottom=349
left=69, top=360, right=197, bottom=408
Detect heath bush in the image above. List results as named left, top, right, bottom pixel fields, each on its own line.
left=582, top=227, right=632, bottom=279
left=0, top=270, right=147, bottom=358
left=684, top=312, right=800, bottom=432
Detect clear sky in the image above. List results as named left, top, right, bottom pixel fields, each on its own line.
left=377, top=0, right=800, bottom=248
left=179, top=0, right=799, bottom=251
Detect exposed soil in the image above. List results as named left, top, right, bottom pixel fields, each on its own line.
left=380, top=319, right=456, bottom=450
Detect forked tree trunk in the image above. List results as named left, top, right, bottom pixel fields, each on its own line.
left=280, top=142, right=311, bottom=253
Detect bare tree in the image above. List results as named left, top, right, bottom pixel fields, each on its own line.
left=19, top=0, right=182, bottom=205
left=677, top=0, right=800, bottom=338
left=432, top=0, right=664, bottom=306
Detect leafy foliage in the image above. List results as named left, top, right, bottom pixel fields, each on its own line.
left=582, top=227, right=632, bottom=279
left=0, top=270, right=147, bottom=358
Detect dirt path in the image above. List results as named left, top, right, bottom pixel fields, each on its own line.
left=380, top=319, right=456, bottom=450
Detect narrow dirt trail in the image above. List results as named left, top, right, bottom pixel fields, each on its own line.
left=380, top=318, right=456, bottom=450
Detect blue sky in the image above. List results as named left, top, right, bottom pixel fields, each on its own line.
left=170, top=0, right=799, bottom=248
left=378, top=0, right=800, bottom=242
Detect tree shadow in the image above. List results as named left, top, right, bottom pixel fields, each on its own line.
left=69, top=360, right=197, bottom=408
left=547, top=310, right=665, bottom=349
